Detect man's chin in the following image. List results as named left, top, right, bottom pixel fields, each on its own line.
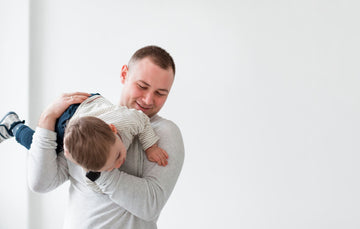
left=141, top=109, right=153, bottom=117
left=133, top=103, right=151, bottom=114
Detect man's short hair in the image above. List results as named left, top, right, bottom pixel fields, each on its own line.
left=64, top=116, right=116, bottom=171
left=129, top=45, right=176, bottom=76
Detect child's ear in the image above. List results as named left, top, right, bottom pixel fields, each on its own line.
left=64, top=149, right=70, bottom=158
left=109, top=124, right=117, bottom=133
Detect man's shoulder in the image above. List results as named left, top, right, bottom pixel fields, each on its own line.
left=150, top=115, right=182, bottom=137
left=151, top=115, right=178, bottom=128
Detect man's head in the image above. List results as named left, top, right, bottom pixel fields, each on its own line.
left=64, top=116, right=127, bottom=171
left=119, top=45, right=175, bottom=117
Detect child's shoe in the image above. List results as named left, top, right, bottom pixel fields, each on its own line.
left=0, top=112, right=24, bottom=137
left=0, top=125, right=12, bottom=143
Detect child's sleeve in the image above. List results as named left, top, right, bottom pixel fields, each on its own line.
left=137, top=116, right=159, bottom=151
left=116, top=108, right=159, bottom=151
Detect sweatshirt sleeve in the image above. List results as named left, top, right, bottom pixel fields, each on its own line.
left=95, top=120, right=184, bottom=221
left=27, top=127, right=69, bottom=193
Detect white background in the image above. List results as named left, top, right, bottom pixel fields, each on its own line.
left=1, top=0, right=360, bottom=228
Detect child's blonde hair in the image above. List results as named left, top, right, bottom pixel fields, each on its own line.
left=64, top=116, right=116, bottom=171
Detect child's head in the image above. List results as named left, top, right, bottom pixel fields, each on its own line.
left=64, top=116, right=127, bottom=171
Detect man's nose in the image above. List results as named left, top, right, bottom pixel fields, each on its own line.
left=143, top=92, right=154, bottom=105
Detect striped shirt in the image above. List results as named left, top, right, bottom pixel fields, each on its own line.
left=71, top=94, right=159, bottom=151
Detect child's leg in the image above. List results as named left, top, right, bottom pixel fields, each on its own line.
left=0, top=105, right=79, bottom=151
left=10, top=104, right=81, bottom=152
left=0, top=93, right=97, bottom=151
left=14, top=124, right=34, bottom=150
left=1, top=104, right=79, bottom=152
left=54, top=103, right=81, bottom=153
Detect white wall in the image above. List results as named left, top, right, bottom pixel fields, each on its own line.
left=0, top=0, right=29, bottom=228
left=1, top=0, right=360, bottom=228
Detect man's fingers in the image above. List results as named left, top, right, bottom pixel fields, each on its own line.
left=66, top=92, right=91, bottom=105
left=64, top=92, right=91, bottom=97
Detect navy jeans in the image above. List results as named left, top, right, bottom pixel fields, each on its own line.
left=15, top=93, right=99, bottom=153
left=15, top=103, right=81, bottom=153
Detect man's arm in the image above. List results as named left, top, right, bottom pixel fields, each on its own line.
left=27, top=92, right=90, bottom=193
left=95, top=119, right=185, bottom=221
left=27, top=127, right=69, bottom=192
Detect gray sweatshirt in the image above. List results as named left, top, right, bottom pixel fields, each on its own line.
left=27, top=114, right=184, bottom=229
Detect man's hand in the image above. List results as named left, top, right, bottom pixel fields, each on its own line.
left=38, top=92, right=90, bottom=131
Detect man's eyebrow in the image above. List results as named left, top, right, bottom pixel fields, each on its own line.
left=158, top=88, right=169, bottom=93
left=138, top=80, right=169, bottom=93
left=138, top=80, right=150, bottom=86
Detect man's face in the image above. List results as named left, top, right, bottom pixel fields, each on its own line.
left=119, top=57, right=174, bottom=117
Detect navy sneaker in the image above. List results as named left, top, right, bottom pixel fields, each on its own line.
left=0, top=112, right=24, bottom=137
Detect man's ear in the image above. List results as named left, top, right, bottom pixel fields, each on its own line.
left=120, top=65, right=128, bottom=84
left=109, top=124, right=117, bottom=133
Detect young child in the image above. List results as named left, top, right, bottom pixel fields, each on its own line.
left=0, top=94, right=168, bottom=181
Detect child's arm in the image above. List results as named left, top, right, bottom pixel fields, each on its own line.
left=145, top=144, right=169, bottom=166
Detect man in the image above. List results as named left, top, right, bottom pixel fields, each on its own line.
left=27, top=46, right=185, bottom=229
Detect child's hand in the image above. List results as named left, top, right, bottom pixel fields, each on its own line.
left=145, top=144, right=169, bottom=166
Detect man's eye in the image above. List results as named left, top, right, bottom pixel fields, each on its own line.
left=138, top=84, right=146, bottom=89
left=156, top=91, right=166, bottom=96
